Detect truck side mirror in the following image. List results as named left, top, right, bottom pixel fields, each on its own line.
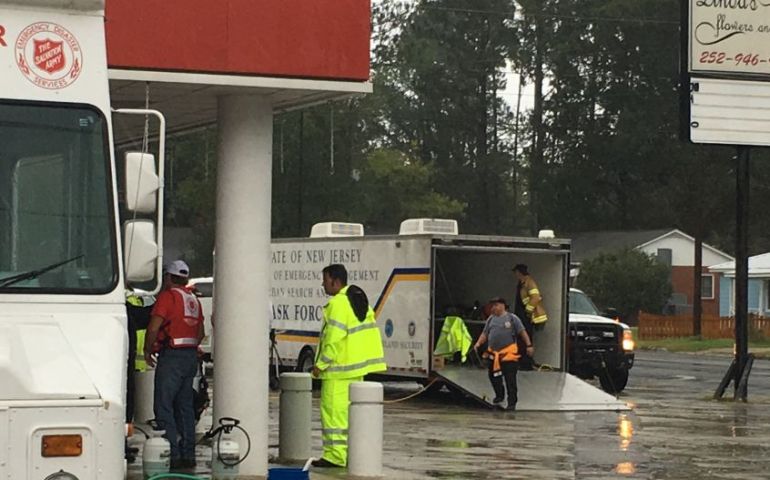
left=124, top=220, right=159, bottom=283
left=124, top=152, right=159, bottom=213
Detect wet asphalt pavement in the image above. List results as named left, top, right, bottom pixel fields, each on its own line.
left=128, top=350, right=770, bottom=479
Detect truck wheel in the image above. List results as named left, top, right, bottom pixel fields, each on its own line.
left=599, top=368, right=629, bottom=394
left=296, top=347, right=315, bottom=373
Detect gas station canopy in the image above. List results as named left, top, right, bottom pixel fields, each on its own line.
left=105, top=0, right=372, bottom=138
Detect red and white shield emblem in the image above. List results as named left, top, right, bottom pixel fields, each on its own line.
left=15, top=22, right=83, bottom=90
left=33, top=38, right=65, bottom=74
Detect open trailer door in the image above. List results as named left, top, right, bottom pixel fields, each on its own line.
left=436, top=365, right=629, bottom=411
left=429, top=235, right=627, bottom=411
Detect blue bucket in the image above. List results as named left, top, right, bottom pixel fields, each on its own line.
left=268, top=467, right=310, bottom=480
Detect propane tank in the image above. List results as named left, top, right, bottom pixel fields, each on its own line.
left=142, top=420, right=170, bottom=479
left=211, top=436, right=240, bottom=480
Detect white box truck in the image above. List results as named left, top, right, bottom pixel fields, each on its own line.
left=271, top=220, right=627, bottom=411
left=0, top=2, right=166, bottom=477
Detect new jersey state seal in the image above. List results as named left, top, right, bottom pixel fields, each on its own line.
left=15, top=21, right=83, bottom=90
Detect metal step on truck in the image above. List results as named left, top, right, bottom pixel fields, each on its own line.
left=0, top=1, right=166, bottom=478
left=270, top=219, right=629, bottom=411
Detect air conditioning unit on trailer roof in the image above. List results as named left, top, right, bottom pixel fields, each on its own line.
left=310, top=222, right=365, bottom=238
left=399, top=218, right=458, bottom=236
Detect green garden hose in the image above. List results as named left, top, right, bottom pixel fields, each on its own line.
left=148, top=473, right=208, bottom=480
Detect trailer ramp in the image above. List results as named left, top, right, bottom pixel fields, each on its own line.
left=437, top=365, right=629, bottom=411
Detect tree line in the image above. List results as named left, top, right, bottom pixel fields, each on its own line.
left=162, top=0, right=770, bottom=277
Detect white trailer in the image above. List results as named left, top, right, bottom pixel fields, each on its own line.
left=0, top=2, right=165, bottom=478
left=271, top=221, right=627, bottom=411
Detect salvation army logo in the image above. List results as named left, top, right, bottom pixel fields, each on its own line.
left=33, top=38, right=65, bottom=73
left=15, top=22, right=82, bottom=90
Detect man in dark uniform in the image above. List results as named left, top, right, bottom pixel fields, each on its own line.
left=125, top=292, right=152, bottom=462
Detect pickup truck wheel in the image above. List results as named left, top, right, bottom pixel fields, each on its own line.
left=599, top=367, right=629, bottom=394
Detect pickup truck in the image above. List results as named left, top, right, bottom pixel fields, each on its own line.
left=567, top=288, right=635, bottom=393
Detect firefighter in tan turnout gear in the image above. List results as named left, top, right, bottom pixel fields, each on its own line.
left=311, top=264, right=387, bottom=468
left=513, top=263, right=548, bottom=369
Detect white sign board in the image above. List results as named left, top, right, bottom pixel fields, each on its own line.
left=690, top=77, right=770, bottom=146
left=689, top=0, right=770, bottom=76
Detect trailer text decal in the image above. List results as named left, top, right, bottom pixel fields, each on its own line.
left=15, top=22, right=82, bottom=89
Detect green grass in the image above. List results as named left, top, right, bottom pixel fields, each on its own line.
left=632, top=327, right=770, bottom=352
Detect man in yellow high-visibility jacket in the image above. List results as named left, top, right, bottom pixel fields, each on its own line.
left=311, top=264, right=387, bottom=468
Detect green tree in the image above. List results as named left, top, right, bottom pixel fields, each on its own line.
left=356, top=148, right=465, bottom=231
left=167, top=127, right=218, bottom=275
left=577, top=249, right=672, bottom=322
left=379, top=0, right=523, bottom=233
left=512, top=0, right=734, bottom=240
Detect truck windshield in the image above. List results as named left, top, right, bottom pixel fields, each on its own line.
left=569, top=290, right=600, bottom=315
left=0, top=101, right=116, bottom=293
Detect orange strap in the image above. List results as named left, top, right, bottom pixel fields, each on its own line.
left=485, top=343, right=520, bottom=372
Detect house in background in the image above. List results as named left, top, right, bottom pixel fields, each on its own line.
left=709, top=253, right=770, bottom=318
left=570, top=229, right=734, bottom=315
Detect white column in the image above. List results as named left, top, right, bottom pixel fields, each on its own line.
left=348, top=382, right=384, bottom=478
left=213, top=95, right=272, bottom=478
left=279, top=372, right=312, bottom=462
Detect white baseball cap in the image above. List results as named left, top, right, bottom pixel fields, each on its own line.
left=165, top=260, right=190, bottom=278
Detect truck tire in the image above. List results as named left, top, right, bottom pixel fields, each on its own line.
left=599, top=368, right=629, bottom=394
left=296, top=347, right=315, bottom=373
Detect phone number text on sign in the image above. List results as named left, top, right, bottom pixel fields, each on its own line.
left=690, top=0, right=770, bottom=76
left=699, top=51, right=770, bottom=66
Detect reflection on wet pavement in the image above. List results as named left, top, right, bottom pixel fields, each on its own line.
left=127, top=351, right=770, bottom=479
left=619, top=413, right=634, bottom=453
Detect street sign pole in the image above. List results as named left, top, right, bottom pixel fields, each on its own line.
left=714, top=146, right=752, bottom=401
left=681, top=0, right=770, bottom=400
left=733, top=146, right=750, bottom=401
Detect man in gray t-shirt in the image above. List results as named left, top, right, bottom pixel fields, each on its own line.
left=473, top=297, right=534, bottom=410
left=483, top=309, right=525, bottom=351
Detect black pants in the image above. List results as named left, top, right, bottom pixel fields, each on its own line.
left=126, top=303, right=151, bottom=423
left=517, top=316, right=535, bottom=370
left=126, top=315, right=137, bottom=423
left=488, top=360, right=519, bottom=408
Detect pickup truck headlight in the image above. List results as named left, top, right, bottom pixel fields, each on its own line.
left=622, top=329, right=635, bottom=351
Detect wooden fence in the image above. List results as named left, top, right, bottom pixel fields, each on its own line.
left=638, top=312, right=770, bottom=340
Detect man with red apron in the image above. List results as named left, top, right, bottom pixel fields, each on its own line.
left=144, top=260, right=204, bottom=471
